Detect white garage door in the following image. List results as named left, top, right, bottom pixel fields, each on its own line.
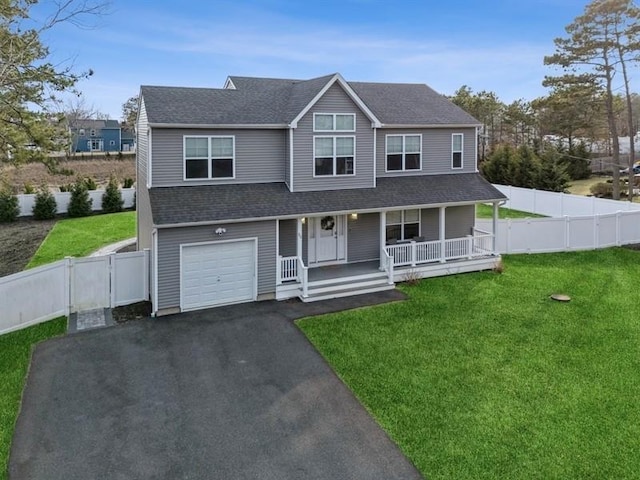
left=181, top=240, right=256, bottom=311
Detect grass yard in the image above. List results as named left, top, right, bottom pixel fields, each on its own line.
left=26, top=211, right=136, bottom=268
left=298, top=248, right=640, bottom=480
left=0, top=318, right=66, bottom=480
left=476, top=203, right=545, bottom=219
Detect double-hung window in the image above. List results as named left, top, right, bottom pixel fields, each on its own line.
left=314, top=113, right=355, bottom=132
left=452, top=133, right=463, bottom=169
left=386, top=209, right=420, bottom=242
left=386, top=135, right=421, bottom=171
left=184, top=136, right=234, bottom=179
left=314, top=136, right=355, bottom=176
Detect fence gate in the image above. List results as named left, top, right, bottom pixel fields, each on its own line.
left=70, top=256, right=111, bottom=312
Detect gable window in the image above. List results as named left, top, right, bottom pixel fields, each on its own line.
left=314, top=113, right=355, bottom=132
left=78, top=129, right=85, bottom=136
left=314, top=136, right=355, bottom=176
left=90, top=129, right=96, bottom=136
left=386, top=135, right=421, bottom=171
left=452, top=133, right=463, bottom=169
left=386, top=209, right=420, bottom=242
left=184, top=136, right=234, bottom=179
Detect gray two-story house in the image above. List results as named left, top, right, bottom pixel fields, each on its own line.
left=136, top=73, right=506, bottom=316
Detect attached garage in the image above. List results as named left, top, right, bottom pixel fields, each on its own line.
left=180, top=239, right=257, bottom=311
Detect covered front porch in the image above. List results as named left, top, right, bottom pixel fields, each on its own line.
left=276, top=203, right=501, bottom=302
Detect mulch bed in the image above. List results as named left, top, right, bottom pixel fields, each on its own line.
left=0, top=217, right=56, bottom=277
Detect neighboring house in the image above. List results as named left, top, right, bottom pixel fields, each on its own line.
left=121, top=128, right=136, bottom=151
left=136, top=73, right=507, bottom=316
left=70, top=119, right=122, bottom=153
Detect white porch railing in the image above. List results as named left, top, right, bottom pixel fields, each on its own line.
left=385, top=232, right=494, bottom=267
left=382, top=248, right=395, bottom=285
left=277, top=255, right=298, bottom=284
left=297, top=256, right=309, bottom=298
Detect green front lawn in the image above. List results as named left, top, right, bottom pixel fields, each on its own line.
left=27, top=211, right=136, bottom=268
left=298, top=249, right=640, bottom=480
left=0, top=318, right=66, bottom=480
left=476, top=203, right=545, bottom=219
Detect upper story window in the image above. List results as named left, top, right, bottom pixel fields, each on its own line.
left=90, top=129, right=96, bottom=136
left=184, top=136, right=234, bottom=180
left=78, top=129, right=85, bottom=136
left=386, top=209, right=420, bottom=242
left=386, top=135, right=421, bottom=171
left=314, top=136, right=355, bottom=176
left=314, top=113, right=355, bottom=132
left=452, top=133, right=463, bottom=169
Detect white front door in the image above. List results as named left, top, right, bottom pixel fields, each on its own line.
left=308, top=215, right=346, bottom=264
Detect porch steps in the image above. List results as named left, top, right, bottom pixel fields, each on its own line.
left=300, top=271, right=395, bottom=303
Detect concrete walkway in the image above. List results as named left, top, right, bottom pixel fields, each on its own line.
left=89, top=237, right=136, bottom=257
left=11, top=291, right=423, bottom=480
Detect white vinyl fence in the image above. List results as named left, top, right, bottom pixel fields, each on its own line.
left=0, top=250, right=149, bottom=335
left=478, top=185, right=640, bottom=254
left=16, top=188, right=135, bottom=217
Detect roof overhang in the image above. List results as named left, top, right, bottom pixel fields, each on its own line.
left=153, top=198, right=505, bottom=229
left=148, top=123, right=288, bottom=129
left=380, top=123, right=483, bottom=129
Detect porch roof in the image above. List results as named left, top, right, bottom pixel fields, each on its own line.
left=149, top=173, right=506, bottom=226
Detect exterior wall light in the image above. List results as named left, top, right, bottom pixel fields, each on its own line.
left=350, top=213, right=358, bottom=220
left=215, top=227, right=227, bottom=236
left=301, top=217, right=306, bottom=224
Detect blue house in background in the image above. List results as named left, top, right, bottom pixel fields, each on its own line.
left=70, top=119, right=126, bottom=153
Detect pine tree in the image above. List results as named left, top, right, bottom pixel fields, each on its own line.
left=101, top=176, right=124, bottom=213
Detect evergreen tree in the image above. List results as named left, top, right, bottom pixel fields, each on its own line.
left=101, top=176, right=124, bottom=213
left=32, top=187, right=57, bottom=220
left=67, top=178, right=92, bottom=217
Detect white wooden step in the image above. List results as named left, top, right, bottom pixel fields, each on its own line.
left=300, top=284, right=396, bottom=303
left=307, top=271, right=387, bottom=287
left=306, top=278, right=392, bottom=295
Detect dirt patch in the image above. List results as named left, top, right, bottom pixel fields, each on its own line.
left=112, top=301, right=152, bottom=324
left=623, top=243, right=640, bottom=251
left=1, top=157, right=135, bottom=192
left=0, top=217, right=56, bottom=276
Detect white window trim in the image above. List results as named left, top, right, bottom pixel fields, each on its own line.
left=312, top=135, right=356, bottom=177
left=90, top=129, right=96, bottom=136
left=452, top=133, right=464, bottom=170
left=313, top=113, right=356, bottom=132
left=78, top=129, right=85, bottom=136
left=385, top=134, right=422, bottom=172
left=183, top=135, right=236, bottom=181
left=385, top=209, right=421, bottom=242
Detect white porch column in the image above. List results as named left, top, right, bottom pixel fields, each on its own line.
left=439, top=206, right=446, bottom=263
left=379, top=211, right=386, bottom=270
left=296, top=217, right=303, bottom=259
left=492, top=202, right=499, bottom=255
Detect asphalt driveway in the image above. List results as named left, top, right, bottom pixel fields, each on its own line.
left=10, top=293, right=423, bottom=479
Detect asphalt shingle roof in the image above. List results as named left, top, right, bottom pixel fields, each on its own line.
left=149, top=174, right=505, bottom=226
left=140, top=74, right=479, bottom=127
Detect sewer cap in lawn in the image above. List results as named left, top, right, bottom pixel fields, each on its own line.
left=550, top=294, right=571, bottom=302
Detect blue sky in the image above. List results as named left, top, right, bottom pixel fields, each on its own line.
left=36, top=0, right=630, bottom=120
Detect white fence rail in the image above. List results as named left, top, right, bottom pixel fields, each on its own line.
left=16, top=188, right=135, bottom=217
left=0, top=250, right=149, bottom=335
left=493, top=184, right=640, bottom=217
left=481, top=185, right=640, bottom=254
left=385, top=233, right=494, bottom=267
left=277, top=255, right=298, bottom=283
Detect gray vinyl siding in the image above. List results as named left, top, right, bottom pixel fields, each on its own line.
left=445, top=205, right=475, bottom=238
left=284, top=130, right=291, bottom=190
left=278, top=219, right=297, bottom=257
left=136, top=97, right=152, bottom=252
left=347, top=213, right=380, bottom=262
left=156, top=220, right=277, bottom=310
left=376, top=127, right=477, bottom=177
left=292, top=83, right=375, bottom=192
left=421, top=209, right=440, bottom=241
left=151, top=128, right=286, bottom=186
left=137, top=97, right=149, bottom=187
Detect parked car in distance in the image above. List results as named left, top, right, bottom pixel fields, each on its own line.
left=620, top=164, right=640, bottom=175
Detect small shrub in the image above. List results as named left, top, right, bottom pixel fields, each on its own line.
left=117, top=151, right=123, bottom=160
left=32, top=187, right=57, bottom=220
left=0, top=189, right=19, bottom=222
left=402, top=268, right=422, bottom=285
left=23, top=182, right=35, bottom=194
left=83, top=176, right=98, bottom=191
left=59, top=183, right=72, bottom=193
left=123, top=177, right=134, bottom=188
left=67, top=178, right=93, bottom=218
left=590, top=182, right=613, bottom=198
left=101, top=176, right=123, bottom=213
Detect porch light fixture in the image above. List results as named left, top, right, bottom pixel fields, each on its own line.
left=215, top=227, right=226, bottom=236
left=301, top=217, right=306, bottom=224
left=350, top=213, right=358, bottom=220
